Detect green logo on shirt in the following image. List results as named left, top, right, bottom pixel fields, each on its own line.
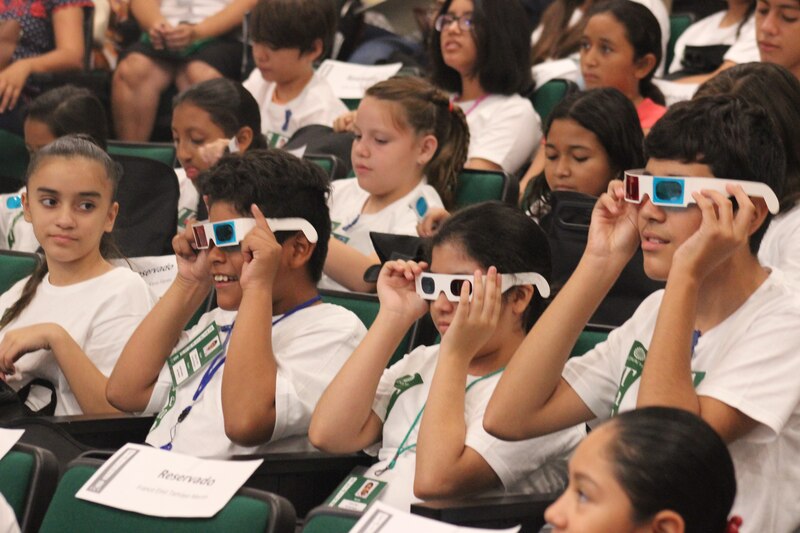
left=385, top=373, right=423, bottom=420
left=610, top=341, right=706, bottom=416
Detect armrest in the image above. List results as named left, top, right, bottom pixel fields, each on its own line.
left=232, top=449, right=374, bottom=518
left=410, top=492, right=560, bottom=532
left=45, top=412, right=155, bottom=449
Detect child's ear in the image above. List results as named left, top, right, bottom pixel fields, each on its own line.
left=747, top=196, right=771, bottom=240
left=235, top=126, right=254, bottom=153
left=634, top=53, right=658, bottom=81
left=105, top=201, right=120, bottom=233
left=417, top=134, right=439, bottom=167
left=284, top=233, right=315, bottom=270
left=21, top=191, right=31, bottom=223
left=510, top=285, right=534, bottom=316
left=305, top=38, right=324, bottom=62
left=649, top=509, right=684, bottom=533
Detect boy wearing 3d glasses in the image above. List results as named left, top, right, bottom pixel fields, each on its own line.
left=485, top=96, right=800, bottom=533
left=108, top=150, right=367, bottom=457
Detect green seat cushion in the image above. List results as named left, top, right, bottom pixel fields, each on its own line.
left=0, top=451, right=35, bottom=522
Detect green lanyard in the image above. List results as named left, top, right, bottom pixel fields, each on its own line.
left=374, top=367, right=504, bottom=476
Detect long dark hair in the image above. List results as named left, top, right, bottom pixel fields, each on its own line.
left=429, top=0, right=533, bottom=95
left=431, top=201, right=551, bottom=331
left=696, top=62, right=800, bottom=212
left=365, top=77, right=469, bottom=209
left=607, top=407, right=736, bottom=533
left=531, top=0, right=595, bottom=65
left=0, top=136, right=121, bottom=330
left=173, top=79, right=268, bottom=150
left=523, top=88, right=644, bottom=217
left=26, top=85, right=109, bottom=150
left=585, top=0, right=665, bottom=105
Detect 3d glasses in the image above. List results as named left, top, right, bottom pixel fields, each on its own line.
left=192, top=217, right=318, bottom=250
left=623, top=170, right=779, bottom=214
left=415, top=272, right=551, bottom=303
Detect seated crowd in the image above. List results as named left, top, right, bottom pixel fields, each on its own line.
left=1, top=0, right=800, bottom=531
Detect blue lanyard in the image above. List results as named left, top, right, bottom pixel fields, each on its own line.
left=374, top=367, right=504, bottom=475
left=160, top=295, right=322, bottom=450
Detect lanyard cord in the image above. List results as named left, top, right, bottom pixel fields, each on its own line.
left=374, top=367, right=504, bottom=475
left=160, top=295, right=322, bottom=450
left=452, top=94, right=489, bottom=117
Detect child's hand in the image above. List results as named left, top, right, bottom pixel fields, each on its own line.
left=376, top=260, right=429, bottom=322
left=333, top=111, right=357, bottom=133
left=163, top=22, right=195, bottom=51
left=417, top=207, right=450, bottom=238
left=585, top=180, right=640, bottom=263
left=439, top=267, right=502, bottom=363
left=148, top=20, right=170, bottom=50
left=239, top=205, right=282, bottom=292
left=173, top=222, right=212, bottom=285
left=673, top=185, right=755, bottom=282
left=0, top=323, right=62, bottom=375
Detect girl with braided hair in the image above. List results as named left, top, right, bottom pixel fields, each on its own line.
left=320, top=76, right=470, bottom=293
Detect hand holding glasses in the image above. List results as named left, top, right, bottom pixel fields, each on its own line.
left=191, top=217, right=318, bottom=250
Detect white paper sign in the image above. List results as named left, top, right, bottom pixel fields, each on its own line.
left=0, top=428, right=24, bottom=460
left=113, top=256, right=178, bottom=298
left=350, top=501, right=521, bottom=533
left=76, top=443, right=262, bottom=518
left=317, top=59, right=403, bottom=99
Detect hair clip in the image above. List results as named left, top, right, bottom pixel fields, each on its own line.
left=726, top=515, right=743, bottom=533
left=448, top=100, right=454, bottom=113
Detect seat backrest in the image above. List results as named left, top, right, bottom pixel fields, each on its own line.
left=0, top=130, right=29, bottom=185
left=0, top=443, right=59, bottom=533
left=305, top=153, right=343, bottom=181
left=301, top=505, right=362, bottom=533
left=570, top=326, right=612, bottom=357
left=107, top=141, right=177, bottom=168
left=111, top=154, right=179, bottom=257
left=320, top=289, right=412, bottom=366
left=454, top=169, right=515, bottom=209
left=39, top=458, right=296, bottom=533
left=0, top=251, right=42, bottom=293
left=531, top=79, right=578, bottom=122
left=667, top=13, right=696, bottom=71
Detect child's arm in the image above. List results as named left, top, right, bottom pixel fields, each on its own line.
left=107, top=227, right=212, bottom=412
left=484, top=181, right=641, bottom=439
left=323, top=238, right=379, bottom=292
left=414, top=269, right=503, bottom=499
left=219, top=205, right=282, bottom=445
left=637, top=186, right=761, bottom=442
left=309, top=260, right=429, bottom=453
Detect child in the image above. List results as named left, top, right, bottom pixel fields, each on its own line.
left=429, top=0, right=539, bottom=174
left=521, top=87, right=644, bottom=220
left=756, top=0, right=800, bottom=79
left=310, top=202, right=583, bottom=511
left=106, top=149, right=367, bottom=457
left=172, top=78, right=267, bottom=228
left=580, top=0, right=666, bottom=131
left=484, top=96, right=800, bottom=533
left=0, top=136, right=154, bottom=415
left=546, top=407, right=740, bottom=533
left=696, top=63, right=800, bottom=286
left=2, top=86, right=109, bottom=253
left=242, top=0, right=346, bottom=148
left=320, top=76, right=469, bottom=293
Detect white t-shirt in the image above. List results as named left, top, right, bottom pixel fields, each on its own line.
left=0, top=494, right=19, bottom=533
left=0, top=190, right=38, bottom=253
left=243, top=70, right=348, bottom=148
left=144, top=303, right=367, bottom=457
left=159, top=0, right=231, bottom=27
left=319, top=178, right=443, bottom=292
left=0, top=267, right=155, bottom=415
left=669, top=11, right=758, bottom=73
left=363, top=344, right=584, bottom=511
left=458, top=94, right=540, bottom=176
left=175, top=167, right=200, bottom=232
left=759, top=205, right=800, bottom=289
left=563, top=271, right=800, bottom=533
left=722, top=15, right=759, bottom=64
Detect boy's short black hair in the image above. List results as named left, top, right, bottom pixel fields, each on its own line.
left=198, top=149, right=331, bottom=281
left=251, top=0, right=337, bottom=58
left=644, top=95, right=786, bottom=254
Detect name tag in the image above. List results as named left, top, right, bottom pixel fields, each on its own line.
left=326, top=474, right=387, bottom=512
left=168, top=322, right=224, bottom=388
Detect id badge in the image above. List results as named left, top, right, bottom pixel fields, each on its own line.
left=325, top=475, right=387, bottom=512
left=167, top=322, right=225, bottom=387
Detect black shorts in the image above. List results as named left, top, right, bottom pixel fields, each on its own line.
left=122, top=33, right=249, bottom=81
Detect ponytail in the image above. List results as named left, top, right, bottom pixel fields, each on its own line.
left=0, top=135, right=121, bottom=330
left=365, top=76, right=470, bottom=209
